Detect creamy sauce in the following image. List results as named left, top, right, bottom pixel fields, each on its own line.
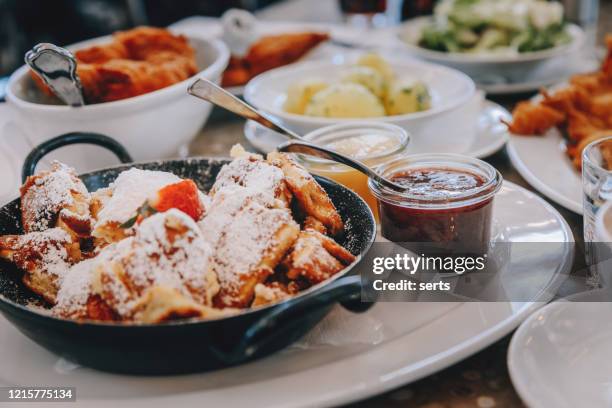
left=326, top=133, right=399, bottom=159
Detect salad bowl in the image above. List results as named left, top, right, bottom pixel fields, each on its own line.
left=396, top=16, right=584, bottom=84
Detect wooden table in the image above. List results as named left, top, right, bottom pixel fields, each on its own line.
left=188, top=2, right=611, bottom=406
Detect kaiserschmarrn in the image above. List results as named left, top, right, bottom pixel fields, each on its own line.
left=0, top=147, right=356, bottom=323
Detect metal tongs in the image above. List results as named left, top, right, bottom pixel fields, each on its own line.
left=25, top=43, right=85, bottom=107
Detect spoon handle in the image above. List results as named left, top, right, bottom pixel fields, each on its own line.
left=188, top=78, right=303, bottom=140
left=277, top=140, right=405, bottom=192
left=25, top=43, right=85, bottom=107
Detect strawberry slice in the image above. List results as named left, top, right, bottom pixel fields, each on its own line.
left=150, top=179, right=204, bottom=221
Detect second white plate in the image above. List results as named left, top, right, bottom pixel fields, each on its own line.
left=508, top=289, right=612, bottom=408
left=507, top=128, right=582, bottom=214
left=244, top=100, right=510, bottom=158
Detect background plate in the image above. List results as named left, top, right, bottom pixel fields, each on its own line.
left=507, top=129, right=582, bottom=214
left=508, top=289, right=612, bottom=408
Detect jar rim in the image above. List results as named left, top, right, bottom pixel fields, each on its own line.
left=299, top=122, right=410, bottom=166
left=368, top=153, right=503, bottom=209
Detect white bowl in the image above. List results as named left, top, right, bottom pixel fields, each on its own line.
left=396, top=17, right=585, bottom=83
left=244, top=58, right=477, bottom=154
left=4, top=33, right=229, bottom=172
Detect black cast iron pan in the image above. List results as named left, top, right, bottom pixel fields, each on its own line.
left=0, top=132, right=376, bottom=375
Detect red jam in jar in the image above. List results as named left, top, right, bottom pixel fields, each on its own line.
left=368, top=155, right=503, bottom=255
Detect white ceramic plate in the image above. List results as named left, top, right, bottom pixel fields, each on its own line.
left=0, top=181, right=573, bottom=408
left=244, top=100, right=510, bottom=158
left=508, top=289, right=612, bottom=408
left=507, top=128, right=582, bottom=214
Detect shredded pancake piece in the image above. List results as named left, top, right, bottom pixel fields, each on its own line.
left=54, top=209, right=219, bottom=322
left=20, top=162, right=91, bottom=235
left=202, top=194, right=300, bottom=308
left=267, top=152, right=343, bottom=236
left=0, top=228, right=80, bottom=303
left=210, top=155, right=291, bottom=206
left=282, top=230, right=355, bottom=285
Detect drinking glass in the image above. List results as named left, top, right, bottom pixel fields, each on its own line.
left=338, top=0, right=402, bottom=28
left=582, top=136, right=612, bottom=285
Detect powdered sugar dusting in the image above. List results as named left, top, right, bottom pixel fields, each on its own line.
left=94, top=168, right=181, bottom=230
left=21, top=162, right=88, bottom=232
left=211, top=157, right=285, bottom=196
left=85, top=209, right=214, bottom=318
left=54, top=256, right=99, bottom=317
left=14, top=228, right=72, bottom=279
left=211, top=201, right=297, bottom=300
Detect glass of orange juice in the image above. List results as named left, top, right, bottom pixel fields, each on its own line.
left=299, top=122, right=410, bottom=221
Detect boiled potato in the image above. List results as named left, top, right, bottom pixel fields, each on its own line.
left=283, top=79, right=329, bottom=114
left=304, top=83, right=385, bottom=118
left=340, top=66, right=386, bottom=99
left=357, top=53, right=394, bottom=84
left=385, top=79, right=431, bottom=115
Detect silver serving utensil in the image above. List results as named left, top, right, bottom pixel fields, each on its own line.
left=188, top=78, right=303, bottom=140
left=187, top=78, right=406, bottom=192
left=277, top=140, right=406, bottom=192
left=25, top=43, right=85, bottom=107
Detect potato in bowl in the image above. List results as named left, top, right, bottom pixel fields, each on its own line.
left=283, top=54, right=431, bottom=118
left=244, top=54, right=477, bottom=154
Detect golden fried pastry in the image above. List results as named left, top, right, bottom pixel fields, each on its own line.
left=252, top=282, right=294, bottom=307
left=132, top=286, right=228, bottom=324
left=246, top=32, right=329, bottom=76
left=221, top=32, right=329, bottom=87
left=504, top=101, right=565, bottom=135
left=506, top=34, right=612, bottom=170
left=210, top=154, right=291, bottom=207
left=33, top=26, right=197, bottom=104
left=282, top=230, right=355, bottom=285
left=302, top=216, right=328, bottom=235
left=0, top=228, right=80, bottom=303
left=20, top=162, right=91, bottom=236
left=203, top=195, right=300, bottom=308
left=221, top=56, right=251, bottom=87
left=54, top=209, right=218, bottom=322
left=267, top=152, right=343, bottom=236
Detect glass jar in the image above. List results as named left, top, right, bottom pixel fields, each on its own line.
left=299, top=122, right=410, bottom=220
left=582, top=136, right=612, bottom=286
left=368, top=154, right=502, bottom=254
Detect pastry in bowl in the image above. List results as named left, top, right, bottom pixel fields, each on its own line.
left=31, top=27, right=198, bottom=104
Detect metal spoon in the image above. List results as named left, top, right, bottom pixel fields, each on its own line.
left=25, top=43, right=85, bottom=107
left=188, top=78, right=303, bottom=140
left=187, top=78, right=406, bottom=192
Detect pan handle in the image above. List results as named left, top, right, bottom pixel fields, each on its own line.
left=21, top=132, right=133, bottom=182
left=213, top=274, right=373, bottom=364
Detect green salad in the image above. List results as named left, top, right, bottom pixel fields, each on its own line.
left=419, top=0, right=571, bottom=54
